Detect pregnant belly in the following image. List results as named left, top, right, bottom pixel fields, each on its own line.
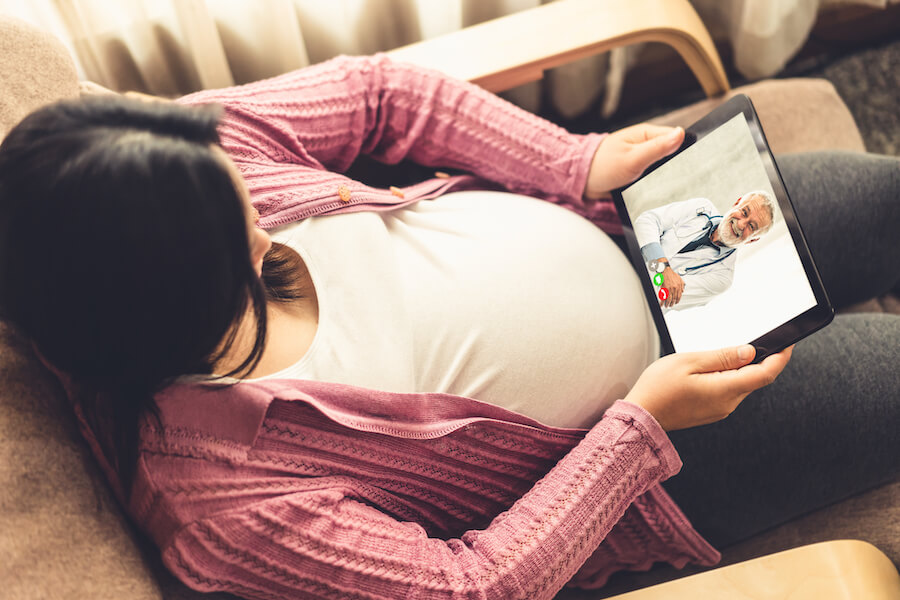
left=394, top=191, right=659, bottom=429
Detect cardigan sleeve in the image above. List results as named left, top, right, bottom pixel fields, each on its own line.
left=177, top=54, right=605, bottom=210
left=153, top=401, right=681, bottom=600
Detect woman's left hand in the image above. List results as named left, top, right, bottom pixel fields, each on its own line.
left=584, top=124, right=685, bottom=200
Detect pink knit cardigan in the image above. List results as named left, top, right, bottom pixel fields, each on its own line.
left=94, top=55, right=720, bottom=599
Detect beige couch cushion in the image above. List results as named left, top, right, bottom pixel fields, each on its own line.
left=649, top=78, right=866, bottom=155
left=0, top=16, right=161, bottom=600
left=0, top=17, right=79, bottom=140
left=0, top=324, right=162, bottom=600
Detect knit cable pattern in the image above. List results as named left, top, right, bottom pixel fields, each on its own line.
left=177, top=54, right=619, bottom=233
left=135, top=398, right=718, bottom=599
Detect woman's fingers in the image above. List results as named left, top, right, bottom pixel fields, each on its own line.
left=584, top=123, right=685, bottom=199
left=716, top=345, right=794, bottom=394
left=623, top=345, right=793, bottom=431
left=622, top=123, right=682, bottom=143
left=624, top=345, right=795, bottom=431
left=629, top=126, right=684, bottom=167
left=690, top=345, right=757, bottom=374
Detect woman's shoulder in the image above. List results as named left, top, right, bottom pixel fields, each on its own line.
left=146, top=379, right=277, bottom=450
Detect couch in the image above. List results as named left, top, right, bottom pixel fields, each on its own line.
left=1, top=5, right=898, bottom=599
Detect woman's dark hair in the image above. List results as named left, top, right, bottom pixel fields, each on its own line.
left=0, top=96, right=269, bottom=497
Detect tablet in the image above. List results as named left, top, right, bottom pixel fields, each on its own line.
left=612, top=95, right=833, bottom=363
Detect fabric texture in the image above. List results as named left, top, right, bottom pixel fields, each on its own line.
left=74, top=54, right=725, bottom=599
left=691, top=0, right=900, bottom=79
left=122, top=383, right=717, bottom=599
left=776, top=151, right=900, bottom=308
left=0, top=0, right=631, bottom=119
left=0, top=16, right=79, bottom=139
left=667, top=313, right=900, bottom=547
left=176, top=53, right=622, bottom=236
left=0, top=323, right=163, bottom=600
left=648, top=78, right=867, bottom=155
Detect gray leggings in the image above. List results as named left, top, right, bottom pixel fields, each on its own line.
left=661, top=151, right=900, bottom=548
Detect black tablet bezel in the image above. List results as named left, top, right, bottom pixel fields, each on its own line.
left=611, top=94, right=833, bottom=363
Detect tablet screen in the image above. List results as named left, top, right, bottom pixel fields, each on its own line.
left=619, top=111, right=818, bottom=353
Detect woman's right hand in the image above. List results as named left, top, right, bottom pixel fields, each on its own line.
left=623, top=345, right=793, bottom=431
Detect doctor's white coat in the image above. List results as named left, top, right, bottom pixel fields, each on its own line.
left=634, top=197, right=737, bottom=311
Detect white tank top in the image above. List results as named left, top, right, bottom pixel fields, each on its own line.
left=259, top=191, right=659, bottom=429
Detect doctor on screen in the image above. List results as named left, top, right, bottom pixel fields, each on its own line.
left=634, top=191, right=776, bottom=311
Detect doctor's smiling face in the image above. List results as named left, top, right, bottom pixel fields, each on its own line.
left=713, top=192, right=775, bottom=248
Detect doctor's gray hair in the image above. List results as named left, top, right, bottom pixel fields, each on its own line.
left=740, top=190, right=777, bottom=236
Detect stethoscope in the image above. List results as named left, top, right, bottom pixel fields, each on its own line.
left=675, top=209, right=735, bottom=275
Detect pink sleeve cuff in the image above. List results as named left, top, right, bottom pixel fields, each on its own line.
left=570, top=132, right=607, bottom=205
left=604, top=399, right=682, bottom=478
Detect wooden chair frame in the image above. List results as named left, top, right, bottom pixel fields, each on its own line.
left=387, top=0, right=729, bottom=97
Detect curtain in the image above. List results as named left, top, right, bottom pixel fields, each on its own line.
left=692, top=0, right=899, bottom=79
left=0, top=0, right=623, bottom=117
left=1, top=0, right=895, bottom=117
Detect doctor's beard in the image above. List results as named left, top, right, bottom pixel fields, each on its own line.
left=717, top=217, right=744, bottom=248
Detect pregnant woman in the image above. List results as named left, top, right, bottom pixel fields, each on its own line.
left=0, top=55, right=897, bottom=599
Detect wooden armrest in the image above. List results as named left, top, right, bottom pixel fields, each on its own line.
left=607, top=540, right=900, bottom=599
left=387, top=0, right=729, bottom=97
